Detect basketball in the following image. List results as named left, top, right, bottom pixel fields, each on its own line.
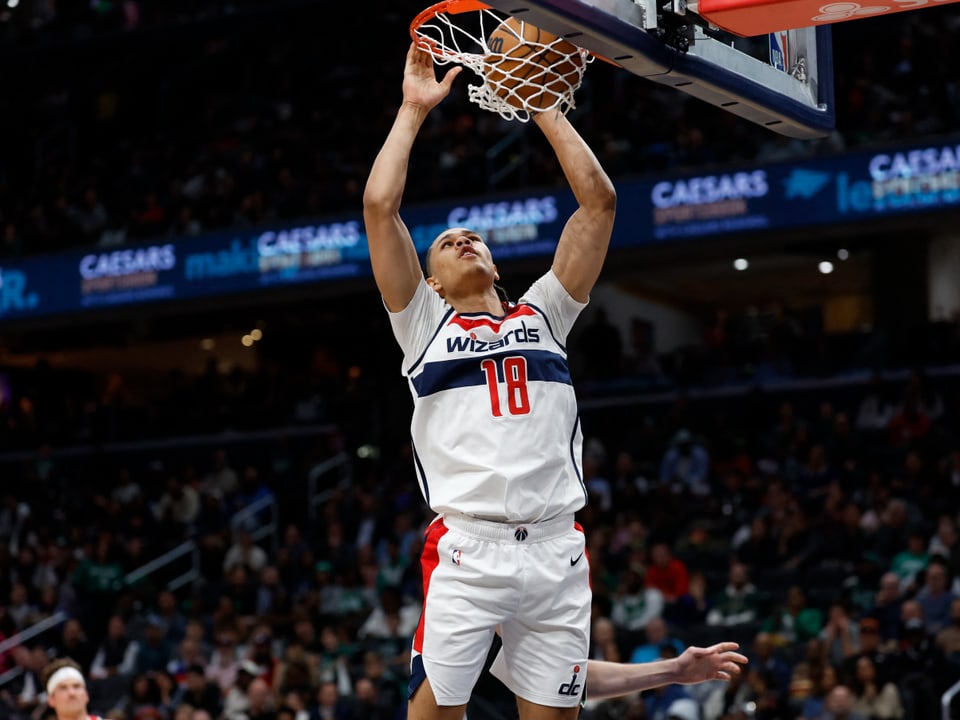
left=484, top=17, right=585, bottom=111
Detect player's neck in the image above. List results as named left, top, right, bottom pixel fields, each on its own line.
left=57, top=709, right=89, bottom=720
left=448, top=288, right=504, bottom=316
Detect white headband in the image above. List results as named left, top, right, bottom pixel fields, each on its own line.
left=46, top=667, right=85, bottom=696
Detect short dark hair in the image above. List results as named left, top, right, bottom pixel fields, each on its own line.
left=41, top=657, right=83, bottom=690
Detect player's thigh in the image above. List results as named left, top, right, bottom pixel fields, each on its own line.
left=516, top=696, right=582, bottom=720
left=417, top=523, right=516, bottom=704
left=408, top=677, right=468, bottom=720
left=499, top=528, right=591, bottom=707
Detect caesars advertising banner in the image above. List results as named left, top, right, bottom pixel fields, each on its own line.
left=1, top=137, right=959, bottom=323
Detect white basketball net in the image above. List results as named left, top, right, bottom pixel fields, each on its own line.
left=411, top=0, right=593, bottom=122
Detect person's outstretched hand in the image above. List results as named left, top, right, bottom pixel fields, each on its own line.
left=674, top=643, right=748, bottom=684
left=403, top=42, right=462, bottom=111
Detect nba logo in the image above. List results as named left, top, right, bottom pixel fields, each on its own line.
left=452, top=549, right=462, bottom=566
left=769, top=31, right=789, bottom=72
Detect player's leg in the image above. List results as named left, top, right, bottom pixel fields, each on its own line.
left=515, top=697, right=582, bottom=720
left=411, top=518, right=513, bottom=717
left=408, top=680, right=469, bottom=720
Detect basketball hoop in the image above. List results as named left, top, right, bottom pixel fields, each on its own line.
left=410, top=0, right=593, bottom=122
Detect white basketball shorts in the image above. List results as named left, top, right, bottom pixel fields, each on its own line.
left=409, top=513, right=591, bottom=707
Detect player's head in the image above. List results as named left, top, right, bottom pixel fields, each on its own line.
left=425, top=227, right=498, bottom=298
left=43, top=658, right=88, bottom=718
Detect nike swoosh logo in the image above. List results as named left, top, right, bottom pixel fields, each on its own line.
left=570, top=552, right=584, bottom=566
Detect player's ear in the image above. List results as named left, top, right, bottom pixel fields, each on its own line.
left=493, top=265, right=499, bottom=282
left=427, top=276, right=445, bottom=297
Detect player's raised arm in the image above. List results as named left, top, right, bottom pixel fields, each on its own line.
left=363, top=43, right=462, bottom=312
left=532, top=110, right=616, bottom=303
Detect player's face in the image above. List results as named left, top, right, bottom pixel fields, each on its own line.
left=426, top=227, right=497, bottom=294
left=48, top=679, right=89, bottom=718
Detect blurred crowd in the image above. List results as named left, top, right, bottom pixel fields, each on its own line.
left=0, top=0, right=959, bottom=258
left=0, top=3, right=960, bottom=720
left=0, top=328, right=958, bottom=720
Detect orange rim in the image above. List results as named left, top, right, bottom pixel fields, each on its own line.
left=409, top=0, right=612, bottom=66
left=410, top=0, right=492, bottom=40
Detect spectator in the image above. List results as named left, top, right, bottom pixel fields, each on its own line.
left=206, top=628, right=242, bottom=695
left=136, top=616, right=173, bottom=675
left=887, top=395, right=932, bottom=449
left=89, top=615, right=139, bottom=681
left=245, top=626, right=279, bottom=690
left=223, top=660, right=262, bottom=720
left=798, top=663, right=840, bottom=720
left=871, top=499, right=912, bottom=571
left=840, top=618, right=897, bottom=688
left=867, top=572, right=904, bottom=647
left=645, top=542, right=690, bottom=606
left=928, top=514, right=959, bottom=568
left=72, top=534, right=125, bottom=634
left=747, top=631, right=792, bottom=700
left=4, top=644, right=47, bottom=718
left=666, top=570, right=712, bottom=630
left=52, top=620, right=97, bottom=675
left=706, top=562, right=760, bottom=627
left=224, top=528, right=269, bottom=575
left=7, top=582, right=40, bottom=630
left=850, top=655, right=904, bottom=719
left=123, top=672, right=174, bottom=720
left=352, top=676, right=394, bottom=720
left=627, top=616, right=685, bottom=664
left=307, top=680, right=351, bottom=720
left=821, top=684, right=868, bottom=720
left=893, top=602, right=944, bottom=720
left=357, top=585, right=420, bottom=664
left=610, top=564, right=665, bottom=633
left=856, top=375, right=896, bottom=432
left=171, top=664, right=223, bottom=719
left=166, top=637, right=208, bottom=686
left=935, top=597, right=960, bottom=664
left=201, top=449, right=240, bottom=501
left=154, top=591, right=188, bottom=646
left=914, top=556, right=956, bottom=633
left=819, top=600, right=861, bottom=668
left=152, top=476, right=200, bottom=537
left=889, top=528, right=929, bottom=590
left=734, top=513, right=781, bottom=578
left=763, top=585, right=824, bottom=646
left=659, top=429, right=711, bottom=500
left=589, top=616, right=621, bottom=663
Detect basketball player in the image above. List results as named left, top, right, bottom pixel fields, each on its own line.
left=43, top=658, right=99, bottom=720
left=364, top=39, right=620, bottom=720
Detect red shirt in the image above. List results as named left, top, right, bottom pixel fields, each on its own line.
left=645, top=559, right=690, bottom=600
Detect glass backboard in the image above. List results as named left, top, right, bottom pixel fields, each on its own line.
left=481, top=0, right=835, bottom=139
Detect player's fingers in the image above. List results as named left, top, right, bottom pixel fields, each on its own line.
left=725, top=660, right=745, bottom=674
left=441, top=65, right=463, bottom=89
left=710, top=642, right=740, bottom=653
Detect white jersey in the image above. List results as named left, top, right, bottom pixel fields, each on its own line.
left=388, top=270, right=588, bottom=523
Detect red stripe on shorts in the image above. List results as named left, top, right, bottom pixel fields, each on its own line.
left=574, top=521, right=592, bottom=590
left=414, top=520, right=449, bottom=653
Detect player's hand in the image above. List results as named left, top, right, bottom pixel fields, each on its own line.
left=674, top=643, right=748, bottom=684
left=403, top=42, right=462, bottom=110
